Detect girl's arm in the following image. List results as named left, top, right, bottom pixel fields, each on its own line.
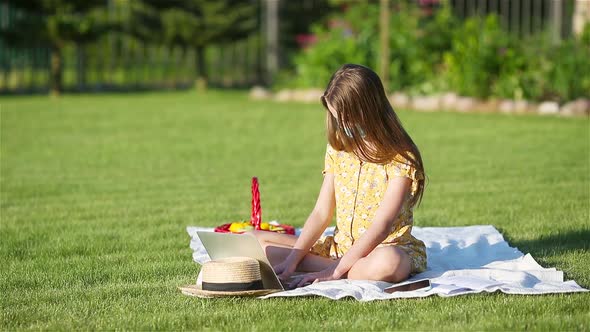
left=290, top=177, right=412, bottom=287
left=332, top=176, right=411, bottom=278
left=289, top=176, right=411, bottom=287
left=279, top=174, right=336, bottom=268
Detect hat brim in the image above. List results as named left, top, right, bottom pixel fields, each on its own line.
left=179, top=285, right=281, bottom=298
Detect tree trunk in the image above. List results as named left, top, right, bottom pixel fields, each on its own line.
left=76, top=43, right=86, bottom=91
left=379, top=0, right=390, bottom=92
left=195, top=46, right=207, bottom=91
left=265, top=0, right=279, bottom=86
left=50, top=45, right=63, bottom=96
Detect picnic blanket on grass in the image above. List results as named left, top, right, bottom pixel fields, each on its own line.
left=186, top=225, right=587, bottom=301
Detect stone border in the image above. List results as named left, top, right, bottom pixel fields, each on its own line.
left=249, top=87, right=589, bottom=117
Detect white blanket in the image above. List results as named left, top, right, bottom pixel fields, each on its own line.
left=186, top=225, right=587, bottom=301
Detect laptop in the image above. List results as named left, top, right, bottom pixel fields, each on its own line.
left=197, top=231, right=285, bottom=290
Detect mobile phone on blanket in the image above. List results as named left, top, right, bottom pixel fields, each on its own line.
left=384, top=279, right=431, bottom=294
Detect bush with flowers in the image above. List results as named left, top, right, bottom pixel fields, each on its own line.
left=280, top=1, right=589, bottom=103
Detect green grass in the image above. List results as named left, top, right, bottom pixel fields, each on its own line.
left=1, top=90, right=589, bottom=330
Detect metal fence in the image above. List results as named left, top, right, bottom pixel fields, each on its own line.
left=0, top=2, right=265, bottom=94
left=449, top=0, right=574, bottom=38
left=0, top=0, right=579, bottom=94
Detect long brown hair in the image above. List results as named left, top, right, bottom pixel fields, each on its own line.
left=321, top=64, right=426, bottom=206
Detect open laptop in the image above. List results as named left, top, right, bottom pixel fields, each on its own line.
left=196, top=231, right=284, bottom=290
left=196, top=231, right=432, bottom=294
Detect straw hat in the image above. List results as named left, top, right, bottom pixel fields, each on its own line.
left=179, top=257, right=280, bottom=298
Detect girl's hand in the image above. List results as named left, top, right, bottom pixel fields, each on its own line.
left=288, top=263, right=341, bottom=289
left=273, top=258, right=298, bottom=281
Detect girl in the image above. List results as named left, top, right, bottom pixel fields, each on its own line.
left=252, top=64, right=427, bottom=289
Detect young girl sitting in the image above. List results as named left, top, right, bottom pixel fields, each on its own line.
left=252, top=64, right=427, bottom=289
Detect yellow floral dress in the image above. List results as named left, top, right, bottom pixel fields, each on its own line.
left=310, top=144, right=427, bottom=274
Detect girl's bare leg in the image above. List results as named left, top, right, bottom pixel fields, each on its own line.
left=347, top=246, right=412, bottom=283
left=252, top=231, right=412, bottom=283
left=249, top=231, right=336, bottom=272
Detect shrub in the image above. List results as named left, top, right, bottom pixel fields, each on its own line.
left=442, top=15, right=517, bottom=98
left=489, top=23, right=590, bottom=102
left=490, top=34, right=549, bottom=101
left=387, top=3, right=428, bottom=91
left=409, top=3, right=458, bottom=94
left=546, top=27, right=590, bottom=101
left=284, top=4, right=590, bottom=102
left=289, top=3, right=378, bottom=89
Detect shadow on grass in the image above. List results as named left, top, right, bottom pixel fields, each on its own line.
left=0, top=81, right=256, bottom=96
left=504, top=228, right=590, bottom=256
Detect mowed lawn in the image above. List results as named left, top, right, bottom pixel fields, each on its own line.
left=1, top=90, right=588, bottom=330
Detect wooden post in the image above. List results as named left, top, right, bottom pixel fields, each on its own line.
left=50, top=45, right=62, bottom=96
left=265, top=0, right=279, bottom=86
left=195, top=45, right=207, bottom=91
left=573, top=0, right=590, bottom=37
left=379, top=0, right=390, bottom=93
left=256, top=0, right=264, bottom=85
left=552, top=0, right=562, bottom=44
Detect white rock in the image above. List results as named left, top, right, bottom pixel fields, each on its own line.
left=514, top=100, right=532, bottom=113
left=290, top=89, right=305, bottom=102
left=274, top=89, right=293, bottom=102
left=389, top=92, right=411, bottom=109
left=560, top=99, right=590, bottom=117
left=454, top=97, right=478, bottom=112
left=475, top=99, right=500, bottom=113
left=440, top=92, right=459, bottom=110
left=528, top=102, right=539, bottom=114
left=499, top=100, right=515, bottom=113
left=299, top=89, right=324, bottom=103
left=537, top=101, right=560, bottom=115
left=249, top=86, right=271, bottom=100
left=412, top=95, right=440, bottom=112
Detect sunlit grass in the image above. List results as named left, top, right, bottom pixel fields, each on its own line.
left=1, top=90, right=588, bottom=330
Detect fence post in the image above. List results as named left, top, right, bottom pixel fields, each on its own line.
left=522, top=0, right=531, bottom=36
left=551, top=0, right=562, bottom=44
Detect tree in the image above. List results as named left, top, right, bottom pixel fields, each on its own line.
left=0, top=0, right=116, bottom=96
left=130, top=0, right=258, bottom=90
